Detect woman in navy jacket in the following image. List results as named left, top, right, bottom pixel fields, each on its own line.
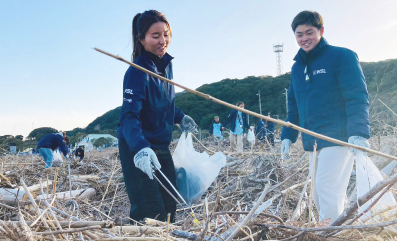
left=117, top=10, right=197, bottom=223
left=37, top=132, right=69, bottom=168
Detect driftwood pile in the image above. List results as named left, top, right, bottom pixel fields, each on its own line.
left=0, top=134, right=397, bottom=240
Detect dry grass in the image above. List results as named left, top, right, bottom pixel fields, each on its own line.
left=0, top=134, right=396, bottom=240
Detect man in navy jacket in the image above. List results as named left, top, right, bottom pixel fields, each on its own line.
left=281, top=11, right=370, bottom=223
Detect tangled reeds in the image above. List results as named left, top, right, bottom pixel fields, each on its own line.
left=0, top=134, right=397, bottom=240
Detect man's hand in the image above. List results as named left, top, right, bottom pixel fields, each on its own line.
left=134, top=148, right=161, bottom=179
left=180, top=115, right=198, bottom=134
left=281, top=139, right=292, bottom=160
left=348, top=136, right=370, bottom=156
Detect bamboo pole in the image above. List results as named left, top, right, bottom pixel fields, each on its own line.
left=4, top=221, right=114, bottom=228
left=35, top=225, right=101, bottom=236
left=378, top=98, right=397, bottom=118
left=20, top=179, right=56, bottom=241
left=94, top=48, right=397, bottom=161
left=225, top=184, right=271, bottom=241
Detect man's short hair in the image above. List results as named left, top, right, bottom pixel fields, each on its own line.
left=236, top=101, right=244, bottom=106
left=291, top=10, right=324, bottom=32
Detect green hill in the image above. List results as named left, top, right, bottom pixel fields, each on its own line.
left=63, top=58, right=397, bottom=142
left=175, top=74, right=290, bottom=128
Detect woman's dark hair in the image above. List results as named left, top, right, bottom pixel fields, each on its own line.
left=291, top=11, right=323, bottom=32
left=236, top=101, right=245, bottom=106
left=132, top=10, right=172, bottom=60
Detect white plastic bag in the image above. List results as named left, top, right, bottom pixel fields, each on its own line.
left=247, top=128, right=255, bottom=144
left=52, top=149, right=63, bottom=167
left=356, top=152, right=396, bottom=222
left=53, top=149, right=62, bottom=162
left=173, top=132, right=226, bottom=204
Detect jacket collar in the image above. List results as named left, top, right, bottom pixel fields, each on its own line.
left=293, top=37, right=328, bottom=63
left=140, top=50, right=174, bottom=75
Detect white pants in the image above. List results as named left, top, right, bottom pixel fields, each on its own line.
left=230, top=134, right=244, bottom=153
left=309, top=146, right=354, bottom=222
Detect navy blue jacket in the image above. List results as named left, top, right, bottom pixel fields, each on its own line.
left=223, top=110, right=249, bottom=133
left=256, top=120, right=266, bottom=139
left=117, top=51, right=185, bottom=152
left=37, top=133, right=69, bottom=156
left=281, top=38, right=370, bottom=151
left=266, top=121, right=275, bottom=134
left=209, top=121, right=224, bottom=135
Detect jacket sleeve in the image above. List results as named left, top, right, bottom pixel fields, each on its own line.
left=209, top=122, right=213, bottom=134
left=120, top=68, right=151, bottom=152
left=174, top=107, right=185, bottom=124
left=281, top=82, right=300, bottom=142
left=338, top=50, right=370, bottom=138
left=223, top=111, right=234, bottom=127
left=55, top=135, right=69, bottom=156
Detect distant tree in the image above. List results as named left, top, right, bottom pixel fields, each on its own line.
left=15, top=135, right=24, bottom=140
left=27, top=127, right=58, bottom=141
left=85, top=107, right=121, bottom=133
left=0, top=135, right=14, bottom=141
left=176, top=74, right=291, bottom=129
left=66, top=128, right=85, bottom=138
left=69, top=132, right=86, bottom=146
left=0, top=137, right=24, bottom=152
left=93, top=137, right=113, bottom=147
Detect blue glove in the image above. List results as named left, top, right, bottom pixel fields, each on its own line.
left=134, top=148, right=161, bottom=179
left=348, top=136, right=370, bottom=156
left=281, top=139, right=292, bottom=160
left=180, top=115, right=198, bottom=134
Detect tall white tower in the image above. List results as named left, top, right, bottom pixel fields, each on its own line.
left=273, top=43, right=284, bottom=76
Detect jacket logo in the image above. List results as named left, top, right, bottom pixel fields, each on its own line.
left=312, top=69, right=327, bottom=75
left=124, top=89, right=133, bottom=95
left=123, top=98, right=132, bottom=103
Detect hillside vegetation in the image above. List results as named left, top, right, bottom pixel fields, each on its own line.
left=3, top=58, right=396, bottom=151
left=74, top=58, right=397, bottom=136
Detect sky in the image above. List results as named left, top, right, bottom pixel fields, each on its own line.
left=1, top=0, right=397, bottom=138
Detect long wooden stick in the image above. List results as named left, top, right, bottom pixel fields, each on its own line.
left=225, top=184, right=271, bottom=241
left=266, top=218, right=397, bottom=232
left=323, top=170, right=397, bottom=232
left=20, top=179, right=56, bottom=241
left=94, top=48, right=397, bottom=161
left=378, top=98, right=397, bottom=118
left=35, top=225, right=101, bottom=236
